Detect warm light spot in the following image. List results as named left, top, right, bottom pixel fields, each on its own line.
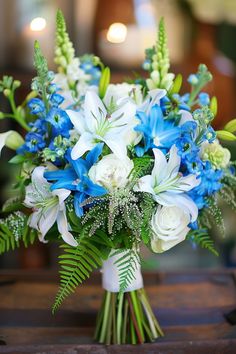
left=106, top=23, right=127, bottom=43
left=30, top=17, right=47, bottom=32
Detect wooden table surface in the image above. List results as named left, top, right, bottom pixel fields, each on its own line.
left=0, top=269, right=236, bottom=353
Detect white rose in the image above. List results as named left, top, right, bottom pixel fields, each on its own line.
left=151, top=205, right=191, bottom=253
left=88, top=154, right=134, bottom=191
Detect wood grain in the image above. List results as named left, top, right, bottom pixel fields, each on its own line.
left=0, top=270, right=236, bottom=353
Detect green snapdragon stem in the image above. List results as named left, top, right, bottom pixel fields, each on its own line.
left=94, top=288, right=164, bottom=344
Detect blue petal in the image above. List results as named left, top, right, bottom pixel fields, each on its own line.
left=83, top=176, right=107, bottom=197
left=86, top=143, right=104, bottom=167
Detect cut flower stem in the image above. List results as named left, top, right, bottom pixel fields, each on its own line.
left=94, top=288, right=163, bottom=344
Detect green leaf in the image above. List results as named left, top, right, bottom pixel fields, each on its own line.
left=9, top=155, right=26, bottom=164
left=169, top=74, right=182, bottom=94
left=99, top=67, right=110, bottom=99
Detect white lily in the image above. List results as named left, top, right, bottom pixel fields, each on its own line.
left=0, top=130, right=24, bottom=156
left=140, top=88, right=167, bottom=115
left=24, top=166, right=77, bottom=247
left=67, top=90, right=136, bottom=160
left=134, top=145, right=200, bottom=221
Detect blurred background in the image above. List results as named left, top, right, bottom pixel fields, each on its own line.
left=0, top=0, right=236, bottom=270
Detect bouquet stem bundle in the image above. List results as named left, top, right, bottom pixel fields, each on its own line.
left=94, top=288, right=163, bottom=344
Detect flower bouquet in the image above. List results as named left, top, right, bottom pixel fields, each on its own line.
left=1, top=11, right=236, bottom=345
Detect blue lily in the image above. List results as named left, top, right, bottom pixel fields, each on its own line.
left=134, top=104, right=180, bottom=156
left=44, top=143, right=107, bottom=217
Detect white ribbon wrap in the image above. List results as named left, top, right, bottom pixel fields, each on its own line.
left=102, top=249, right=143, bottom=293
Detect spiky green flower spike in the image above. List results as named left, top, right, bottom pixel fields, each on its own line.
left=146, top=17, right=174, bottom=91
left=54, top=9, right=75, bottom=73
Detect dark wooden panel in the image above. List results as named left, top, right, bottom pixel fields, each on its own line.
left=0, top=270, right=236, bottom=353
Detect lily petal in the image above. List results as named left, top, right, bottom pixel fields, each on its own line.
left=67, top=110, right=86, bottom=134
left=84, top=91, right=107, bottom=131
left=57, top=210, right=78, bottom=247
left=71, top=132, right=95, bottom=160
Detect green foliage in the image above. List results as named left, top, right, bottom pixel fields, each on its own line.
left=52, top=237, right=109, bottom=313
left=210, top=96, right=218, bottom=117
left=2, top=196, right=23, bottom=213
left=99, top=67, right=110, bottom=99
left=131, top=156, right=153, bottom=184
left=169, top=74, right=182, bottom=94
left=112, top=248, right=140, bottom=292
left=139, top=194, right=155, bottom=244
left=187, top=229, right=219, bottom=256
left=0, top=212, right=36, bottom=255
left=0, top=76, right=30, bottom=131
left=188, top=64, right=212, bottom=106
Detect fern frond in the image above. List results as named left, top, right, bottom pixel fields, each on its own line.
left=187, top=229, right=219, bottom=256
left=131, top=156, right=153, bottom=184
left=52, top=237, right=107, bottom=313
left=140, top=194, right=155, bottom=244
left=113, top=248, right=140, bottom=293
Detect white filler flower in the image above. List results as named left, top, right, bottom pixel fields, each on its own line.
left=67, top=90, right=136, bottom=161
left=151, top=205, right=191, bottom=253
left=24, top=166, right=77, bottom=247
left=134, top=145, right=200, bottom=221
left=89, top=154, right=134, bottom=191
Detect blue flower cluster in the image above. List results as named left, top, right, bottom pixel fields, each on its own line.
left=80, top=56, right=101, bottom=86
left=44, top=143, right=107, bottom=216
left=17, top=90, right=72, bottom=155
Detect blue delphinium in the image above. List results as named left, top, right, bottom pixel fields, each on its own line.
left=198, top=92, right=210, bottom=106
left=176, top=121, right=203, bottom=174
left=46, top=107, right=72, bottom=138
left=28, top=98, right=45, bottom=115
left=80, top=56, right=101, bottom=85
left=188, top=161, right=223, bottom=209
left=134, top=104, right=180, bottom=156
left=17, top=132, right=46, bottom=154
left=44, top=144, right=107, bottom=217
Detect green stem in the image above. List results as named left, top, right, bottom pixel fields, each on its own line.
left=105, top=299, right=113, bottom=345
left=122, top=298, right=129, bottom=344
left=111, top=293, right=117, bottom=344
left=116, top=292, right=124, bottom=344
left=130, top=320, right=137, bottom=344
left=8, top=93, right=30, bottom=131
left=130, top=291, right=144, bottom=341
left=99, top=291, right=111, bottom=343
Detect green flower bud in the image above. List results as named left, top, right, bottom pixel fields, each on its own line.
left=5, top=131, right=24, bottom=150
left=3, top=88, right=11, bottom=97
left=13, top=80, right=21, bottom=90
